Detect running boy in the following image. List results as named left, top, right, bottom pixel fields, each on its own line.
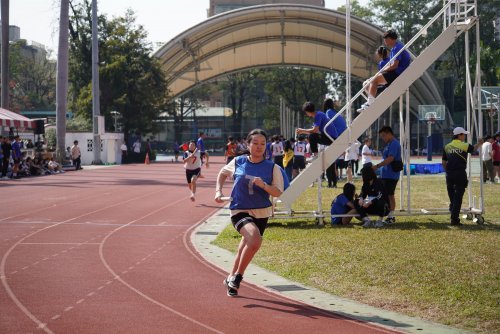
left=183, top=141, right=201, bottom=201
left=215, top=129, right=286, bottom=297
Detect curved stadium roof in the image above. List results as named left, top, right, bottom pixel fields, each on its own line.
left=154, top=4, right=443, bottom=109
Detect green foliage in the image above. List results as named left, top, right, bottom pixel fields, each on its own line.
left=69, top=3, right=170, bottom=141
left=6, top=40, right=56, bottom=112
left=45, top=128, right=57, bottom=151
left=66, top=113, right=92, bottom=131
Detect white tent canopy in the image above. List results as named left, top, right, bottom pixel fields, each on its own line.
left=154, top=4, right=442, bottom=107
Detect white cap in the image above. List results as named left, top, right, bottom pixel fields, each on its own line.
left=453, top=127, right=469, bottom=136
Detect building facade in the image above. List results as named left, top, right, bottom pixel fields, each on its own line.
left=208, top=0, right=325, bottom=17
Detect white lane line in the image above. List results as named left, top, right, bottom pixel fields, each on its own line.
left=97, top=286, right=104, bottom=290
left=106, top=280, right=112, bottom=285
left=51, top=315, right=60, bottom=321
left=64, top=306, right=73, bottom=312
left=1, top=187, right=167, bottom=334
left=87, top=292, right=95, bottom=297
left=10, top=271, right=18, bottom=275
left=99, top=191, right=224, bottom=334
left=76, top=299, right=85, bottom=304
left=20, top=243, right=101, bottom=245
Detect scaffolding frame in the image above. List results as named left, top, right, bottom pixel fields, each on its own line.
left=273, top=0, right=484, bottom=225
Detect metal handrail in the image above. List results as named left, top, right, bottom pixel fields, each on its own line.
left=323, top=0, right=475, bottom=143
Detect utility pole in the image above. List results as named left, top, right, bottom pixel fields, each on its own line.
left=56, top=0, right=69, bottom=163
left=92, top=0, right=102, bottom=164
left=1, top=0, right=10, bottom=108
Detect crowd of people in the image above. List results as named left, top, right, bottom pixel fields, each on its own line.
left=0, top=135, right=83, bottom=180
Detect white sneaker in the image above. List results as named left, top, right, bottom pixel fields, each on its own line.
left=306, top=155, right=318, bottom=163
left=190, top=192, right=195, bottom=202
left=362, top=217, right=372, bottom=228
left=374, top=220, right=385, bottom=228
left=357, top=102, right=371, bottom=113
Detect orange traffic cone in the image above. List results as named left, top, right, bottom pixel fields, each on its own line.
left=145, top=153, right=150, bottom=165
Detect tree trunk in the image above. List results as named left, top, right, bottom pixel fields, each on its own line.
left=1, top=0, right=9, bottom=108
left=56, top=0, right=69, bottom=163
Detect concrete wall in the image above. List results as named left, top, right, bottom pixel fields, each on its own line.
left=66, top=132, right=124, bottom=165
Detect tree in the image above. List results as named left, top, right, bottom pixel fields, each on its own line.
left=68, top=3, right=169, bottom=142
left=8, top=41, right=56, bottom=112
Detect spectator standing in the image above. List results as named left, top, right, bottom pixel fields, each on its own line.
left=225, top=136, right=237, bottom=165
left=442, top=127, right=483, bottom=225
left=271, top=135, right=284, bottom=168
left=345, top=140, right=361, bottom=183
left=372, top=126, right=401, bottom=224
left=11, top=135, right=23, bottom=179
left=481, top=135, right=495, bottom=183
left=1, top=136, right=12, bottom=179
left=358, top=30, right=411, bottom=112
left=282, top=139, right=294, bottom=182
left=493, top=132, right=500, bottom=183
left=120, top=141, right=127, bottom=163
left=133, top=138, right=141, bottom=156
left=71, top=140, right=82, bottom=170
left=293, top=135, right=307, bottom=179
left=361, top=137, right=374, bottom=168
left=173, top=141, right=180, bottom=162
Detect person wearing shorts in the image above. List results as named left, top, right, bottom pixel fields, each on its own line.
left=183, top=141, right=201, bottom=202
left=493, top=132, right=500, bottom=183
left=292, top=136, right=307, bottom=178
left=215, top=129, right=285, bottom=297
left=373, top=126, right=400, bottom=224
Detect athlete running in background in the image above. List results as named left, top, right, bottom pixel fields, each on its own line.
left=183, top=141, right=201, bottom=202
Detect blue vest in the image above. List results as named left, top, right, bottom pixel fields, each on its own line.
left=230, top=156, right=275, bottom=210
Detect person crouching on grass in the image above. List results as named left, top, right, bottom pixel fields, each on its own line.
left=183, top=141, right=201, bottom=202
left=215, top=129, right=286, bottom=297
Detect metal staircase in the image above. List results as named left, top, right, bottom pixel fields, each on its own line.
left=279, top=1, right=478, bottom=207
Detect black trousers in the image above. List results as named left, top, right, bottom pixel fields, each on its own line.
left=73, top=157, right=81, bottom=170
left=326, top=162, right=337, bottom=187
left=308, top=133, right=332, bottom=153
left=1, top=157, right=9, bottom=177
left=353, top=198, right=388, bottom=219
left=446, top=170, right=468, bottom=223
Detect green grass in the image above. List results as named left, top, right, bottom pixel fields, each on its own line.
left=213, top=175, right=500, bottom=334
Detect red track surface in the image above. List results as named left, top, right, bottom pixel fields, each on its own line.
left=0, top=158, right=400, bottom=334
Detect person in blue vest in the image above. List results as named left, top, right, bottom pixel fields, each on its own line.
left=215, top=129, right=288, bottom=297
left=358, top=30, right=411, bottom=112
left=323, top=98, right=347, bottom=139
left=330, top=182, right=357, bottom=225
left=11, top=135, right=23, bottom=179
left=442, top=127, right=483, bottom=225
left=295, top=101, right=339, bottom=161
left=372, top=126, right=401, bottom=224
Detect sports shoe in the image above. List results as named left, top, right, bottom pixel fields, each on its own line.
left=374, top=219, right=385, bottom=228
left=356, top=102, right=371, bottom=113
left=362, top=217, right=372, bottom=228
left=223, top=277, right=238, bottom=297
left=384, top=216, right=396, bottom=224
left=227, top=273, right=243, bottom=290
left=190, top=193, right=195, bottom=202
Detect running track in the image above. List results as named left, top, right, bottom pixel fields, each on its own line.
left=0, top=158, right=400, bottom=334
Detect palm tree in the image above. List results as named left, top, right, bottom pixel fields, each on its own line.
left=56, top=0, right=69, bottom=163
left=1, top=0, right=9, bottom=108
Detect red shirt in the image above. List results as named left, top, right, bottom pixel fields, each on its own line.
left=493, top=141, right=500, bottom=162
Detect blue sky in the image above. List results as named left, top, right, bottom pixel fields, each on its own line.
left=10, top=0, right=369, bottom=55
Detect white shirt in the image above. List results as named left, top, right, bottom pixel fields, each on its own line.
left=481, top=142, right=492, bottom=161
left=294, top=141, right=307, bottom=156
left=120, top=144, right=127, bottom=151
left=184, top=150, right=201, bottom=170
left=133, top=141, right=141, bottom=153
left=361, top=144, right=372, bottom=165
left=271, top=142, right=284, bottom=157
left=345, top=141, right=361, bottom=161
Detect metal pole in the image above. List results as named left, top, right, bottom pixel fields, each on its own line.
left=465, top=29, right=473, bottom=209
left=475, top=0, right=484, bottom=212
left=1, top=0, right=10, bottom=108
left=406, top=89, right=411, bottom=212
left=92, top=0, right=102, bottom=164
left=399, top=95, right=404, bottom=211
left=345, top=0, right=352, bottom=133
